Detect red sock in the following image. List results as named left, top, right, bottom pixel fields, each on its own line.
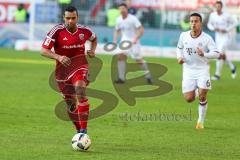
left=67, top=108, right=81, bottom=130
left=77, top=98, right=90, bottom=130
left=65, top=97, right=81, bottom=130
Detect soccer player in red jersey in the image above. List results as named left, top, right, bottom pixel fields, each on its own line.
left=41, top=6, right=97, bottom=134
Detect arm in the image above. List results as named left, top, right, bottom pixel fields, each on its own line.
left=207, top=13, right=215, bottom=31
left=176, top=33, right=185, bottom=64
left=197, top=47, right=220, bottom=59
left=41, top=47, right=60, bottom=60
left=133, top=26, right=144, bottom=44
left=196, top=36, right=221, bottom=59
left=177, top=48, right=185, bottom=64
left=226, top=14, right=238, bottom=32
left=41, top=47, right=71, bottom=66
left=87, top=36, right=98, bottom=58
left=113, top=29, right=121, bottom=43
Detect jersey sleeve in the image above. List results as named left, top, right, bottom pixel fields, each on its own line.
left=115, top=18, right=120, bottom=30
left=133, top=16, right=142, bottom=28
left=204, top=36, right=220, bottom=59
left=42, top=25, right=62, bottom=49
left=176, top=33, right=184, bottom=59
left=226, top=14, right=238, bottom=32
left=207, top=13, right=215, bottom=31
left=84, top=27, right=97, bottom=41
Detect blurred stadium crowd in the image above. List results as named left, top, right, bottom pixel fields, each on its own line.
left=0, top=0, right=239, bottom=53
left=1, top=0, right=239, bottom=30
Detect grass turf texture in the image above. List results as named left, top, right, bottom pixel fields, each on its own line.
left=0, top=48, right=239, bottom=160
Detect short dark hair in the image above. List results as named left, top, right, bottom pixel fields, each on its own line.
left=216, top=1, right=223, bottom=7
left=190, top=13, right=202, bottom=22
left=118, top=3, right=128, bottom=9
left=64, top=6, right=78, bottom=16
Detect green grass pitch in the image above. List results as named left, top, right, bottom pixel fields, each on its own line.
left=0, top=48, right=239, bottom=160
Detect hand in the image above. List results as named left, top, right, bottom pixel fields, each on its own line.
left=218, top=53, right=226, bottom=60
left=132, top=38, right=138, bottom=44
left=178, top=57, right=185, bottom=64
left=113, top=39, right=117, bottom=44
left=196, top=47, right=204, bottom=57
left=87, top=50, right=95, bottom=58
left=214, top=28, right=220, bottom=32
left=220, top=29, right=227, bottom=33
left=57, top=55, right=71, bottom=67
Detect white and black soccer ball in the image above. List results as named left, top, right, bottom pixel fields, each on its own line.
left=71, top=133, right=91, bottom=151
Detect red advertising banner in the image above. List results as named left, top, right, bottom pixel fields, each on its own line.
left=131, top=0, right=199, bottom=10
left=131, top=0, right=240, bottom=10
left=199, top=0, right=240, bottom=6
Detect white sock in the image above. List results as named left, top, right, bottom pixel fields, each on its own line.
left=195, top=88, right=199, bottom=98
left=118, top=60, right=126, bottom=80
left=225, top=59, right=235, bottom=71
left=197, top=100, right=208, bottom=123
left=141, top=61, right=151, bottom=79
left=215, top=60, right=224, bottom=76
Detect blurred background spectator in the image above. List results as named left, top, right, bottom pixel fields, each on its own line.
left=106, top=3, right=120, bottom=27
left=58, top=0, right=72, bottom=19
left=180, top=14, right=190, bottom=31
left=14, top=3, right=29, bottom=22
left=0, top=0, right=239, bottom=49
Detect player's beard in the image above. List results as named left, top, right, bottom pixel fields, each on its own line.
left=66, top=24, right=77, bottom=33
left=66, top=24, right=72, bottom=31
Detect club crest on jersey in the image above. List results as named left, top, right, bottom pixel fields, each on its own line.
left=79, top=34, right=84, bottom=40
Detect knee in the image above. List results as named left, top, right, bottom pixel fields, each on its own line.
left=75, top=81, right=86, bottom=98
left=118, top=54, right=126, bottom=61
left=136, top=59, right=143, bottom=64
left=75, top=86, right=86, bottom=97
left=199, top=94, right=206, bottom=102
left=184, top=95, right=195, bottom=103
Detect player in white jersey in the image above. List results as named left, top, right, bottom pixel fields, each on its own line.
left=177, top=13, right=224, bottom=129
left=207, top=1, right=237, bottom=80
left=113, top=3, right=152, bottom=84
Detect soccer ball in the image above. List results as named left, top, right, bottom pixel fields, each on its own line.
left=71, top=133, right=91, bottom=151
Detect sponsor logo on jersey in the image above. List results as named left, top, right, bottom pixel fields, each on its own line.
left=79, top=34, right=84, bottom=40
left=62, top=44, right=84, bottom=49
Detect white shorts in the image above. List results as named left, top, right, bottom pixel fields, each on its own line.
left=182, top=77, right=211, bottom=93
left=216, top=42, right=229, bottom=53
left=216, top=37, right=230, bottom=53
left=117, top=43, right=142, bottom=60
